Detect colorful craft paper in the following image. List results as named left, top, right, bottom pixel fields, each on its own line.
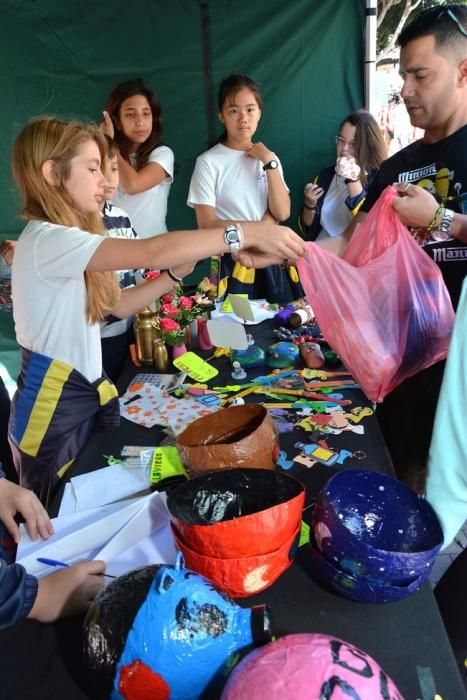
left=119, top=381, right=219, bottom=433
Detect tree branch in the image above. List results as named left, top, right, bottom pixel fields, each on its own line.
left=377, top=0, right=423, bottom=62
left=377, top=0, right=402, bottom=29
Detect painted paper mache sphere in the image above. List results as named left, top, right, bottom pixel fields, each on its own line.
left=221, top=633, right=405, bottom=700
left=83, top=555, right=272, bottom=699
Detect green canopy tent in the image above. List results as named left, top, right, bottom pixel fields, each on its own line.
left=0, top=0, right=366, bottom=386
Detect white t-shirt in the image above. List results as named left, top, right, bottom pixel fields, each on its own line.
left=318, top=174, right=353, bottom=239
left=187, top=143, right=288, bottom=220
left=12, top=220, right=105, bottom=382
left=112, top=145, right=174, bottom=238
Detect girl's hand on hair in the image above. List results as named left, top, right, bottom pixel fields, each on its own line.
left=247, top=142, right=275, bottom=165
left=29, top=560, right=106, bottom=623
left=304, top=183, right=324, bottom=209
left=0, top=478, right=54, bottom=544
left=392, top=183, right=439, bottom=228
left=100, top=111, right=115, bottom=139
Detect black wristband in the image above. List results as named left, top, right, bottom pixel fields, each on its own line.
left=303, top=203, right=316, bottom=211
left=166, top=268, right=183, bottom=283
left=344, top=178, right=359, bottom=184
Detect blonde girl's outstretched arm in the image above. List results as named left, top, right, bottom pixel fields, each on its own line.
left=87, top=224, right=305, bottom=276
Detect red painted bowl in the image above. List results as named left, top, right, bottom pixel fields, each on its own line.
left=167, top=468, right=305, bottom=559
left=172, top=522, right=301, bottom=598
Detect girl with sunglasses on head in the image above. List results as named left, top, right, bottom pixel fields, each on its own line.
left=298, top=110, right=387, bottom=242
left=8, top=117, right=304, bottom=506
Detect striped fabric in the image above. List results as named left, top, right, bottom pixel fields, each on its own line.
left=9, top=348, right=119, bottom=507
left=217, top=256, right=303, bottom=305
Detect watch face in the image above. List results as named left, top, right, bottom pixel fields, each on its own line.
left=264, top=159, right=278, bottom=170
left=226, top=228, right=239, bottom=243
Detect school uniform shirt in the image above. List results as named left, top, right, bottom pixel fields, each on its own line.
left=361, top=125, right=467, bottom=310
left=187, top=142, right=288, bottom=220
left=100, top=202, right=138, bottom=340
left=112, top=145, right=174, bottom=238
left=12, top=220, right=104, bottom=382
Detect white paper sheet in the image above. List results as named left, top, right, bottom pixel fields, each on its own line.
left=67, top=464, right=150, bottom=513
left=16, top=495, right=151, bottom=577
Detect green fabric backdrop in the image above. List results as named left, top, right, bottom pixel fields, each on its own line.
left=0, top=0, right=364, bottom=383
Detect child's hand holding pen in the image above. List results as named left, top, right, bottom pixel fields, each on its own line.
left=28, top=560, right=108, bottom=623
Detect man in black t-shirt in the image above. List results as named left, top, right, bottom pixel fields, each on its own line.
left=356, top=5, right=467, bottom=310
left=322, top=5, right=467, bottom=484
left=363, top=128, right=467, bottom=309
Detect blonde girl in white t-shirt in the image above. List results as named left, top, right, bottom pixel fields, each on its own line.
left=102, top=79, right=174, bottom=237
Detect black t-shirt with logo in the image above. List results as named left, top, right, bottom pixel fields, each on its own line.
left=362, top=125, right=467, bottom=309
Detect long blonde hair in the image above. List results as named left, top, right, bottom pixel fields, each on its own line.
left=12, top=117, right=120, bottom=323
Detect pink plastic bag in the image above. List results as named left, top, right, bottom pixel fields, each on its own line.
left=297, top=186, right=455, bottom=403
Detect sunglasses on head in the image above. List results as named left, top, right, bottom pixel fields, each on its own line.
left=435, top=5, right=467, bottom=38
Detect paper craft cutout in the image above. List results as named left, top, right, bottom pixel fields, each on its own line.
left=299, top=520, right=311, bottom=547
left=173, top=352, right=218, bottom=382
left=227, top=294, right=256, bottom=322
left=221, top=294, right=248, bottom=313
left=206, top=319, right=248, bottom=350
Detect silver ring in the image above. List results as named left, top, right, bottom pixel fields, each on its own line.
left=404, top=183, right=412, bottom=192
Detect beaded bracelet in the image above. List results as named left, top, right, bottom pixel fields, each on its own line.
left=426, top=205, right=443, bottom=233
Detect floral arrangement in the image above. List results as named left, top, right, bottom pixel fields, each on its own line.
left=151, top=278, right=216, bottom=347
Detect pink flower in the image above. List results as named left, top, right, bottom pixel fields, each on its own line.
left=160, top=303, right=179, bottom=318
left=161, top=294, right=174, bottom=304
left=178, top=296, right=193, bottom=310
left=160, top=318, right=180, bottom=332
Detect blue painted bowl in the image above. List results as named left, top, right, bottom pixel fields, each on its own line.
left=308, top=530, right=428, bottom=603
left=312, top=469, right=443, bottom=586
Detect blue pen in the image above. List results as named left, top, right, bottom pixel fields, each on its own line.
left=36, top=557, right=116, bottom=578
left=37, top=557, right=69, bottom=568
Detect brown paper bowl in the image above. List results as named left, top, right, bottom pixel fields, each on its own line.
left=175, top=404, right=279, bottom=478
left=167, top=468, right=305, bottom=558
left=172, top=522, right=301, bottom=598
